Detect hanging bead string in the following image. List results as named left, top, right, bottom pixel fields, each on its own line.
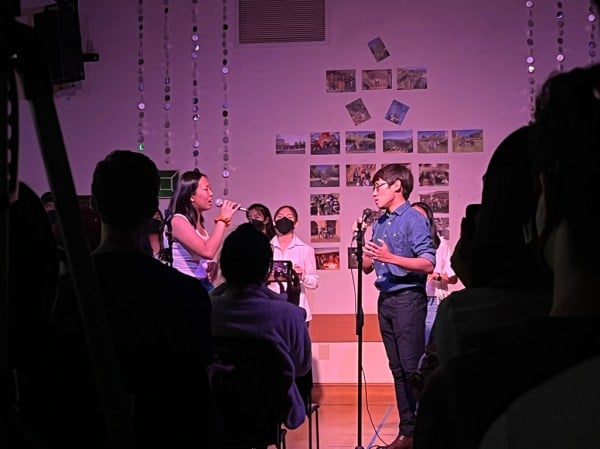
left=221, top=0, right=231, bottom=197
left=136, top=0, right=146, bottom=150
left=191, top=0, right=200, bottom=168
left=163, top=0, right=172, bottom=164
left=587, top=2, right=598, bottom=63
left=525, top=0, right=536, bottom=122
left=555, top=2, right=565, bottom=71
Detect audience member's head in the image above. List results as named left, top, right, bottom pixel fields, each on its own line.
left=527, top=64, right=600, bottom=312
left=246, top=203, right=276, bottom=240
left=91, top=150, right=159, bottom=232
left=220, top=222, right=272, bottom=288
left=450, top=203, right=481, bottom=288
left=466, top=125, right=543, bottom=288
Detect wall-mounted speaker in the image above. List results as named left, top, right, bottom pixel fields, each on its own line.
left=34, top=0, right=85, bottom=85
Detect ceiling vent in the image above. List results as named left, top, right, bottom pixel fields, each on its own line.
left=238, top=0, right=325, bottom=44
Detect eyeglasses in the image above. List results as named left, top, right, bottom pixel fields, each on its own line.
left=372, top=181, right=389, bottom=193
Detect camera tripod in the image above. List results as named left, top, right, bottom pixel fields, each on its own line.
left=1, top=4, right=135, bottom=448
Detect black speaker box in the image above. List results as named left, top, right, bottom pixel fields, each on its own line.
left=34, top=1, right=85, bottom=84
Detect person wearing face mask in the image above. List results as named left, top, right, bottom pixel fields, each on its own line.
left=245, top=203, right=277, bottom=240
left=269, top=205, right=319, bottom=324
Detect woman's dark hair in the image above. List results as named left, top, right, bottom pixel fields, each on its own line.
left=246, top=203, right=276, bottom=240
left=411, top=201, right=441, bottom=249
left=220, top=223, right=272, bottom=287
left=167, top=169, right=206, bottom=228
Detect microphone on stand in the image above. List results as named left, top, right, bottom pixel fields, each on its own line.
left=214, top=198, right=248, bottom=212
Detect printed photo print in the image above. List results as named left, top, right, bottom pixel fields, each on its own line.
left=315, top=247, right=341, bottom=271
left=345, top=131, right=376, bottom=153
left=276, top=133, right=306, bottom=155
left=418, top=163, right=450, bottom=187
left=326, top=69, right=356, bottom=93
left=419, top=191, right=450, bottom=214
left=310, top=164, right=340, bottom=188
left=311, top=131, right=341, bottom=155
left=367, top=37, right=390, bottom=62
left=417, top=130, right=448, bottom=153
left=434, top=216, right=450, bottom=240
left=452, top=129, right=484, bottom=153
left=346, top=98, right=372, bottom=126
left=310, top=219, right=341, bottom=243
left=385, top=100, right=410, bottom=126
left=383, top=130, right=413, bottom=153
left=346, top=163, right=376, bottom=187
left=362, top=69, right=392, bottom=90
left=310, top=193, right=341, bottom=216
left=397, top=66, right=428, bottom=90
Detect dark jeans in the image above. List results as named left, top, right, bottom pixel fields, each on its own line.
left=378, top=288, right=427, bottom=437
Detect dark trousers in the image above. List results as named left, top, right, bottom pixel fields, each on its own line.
left=378, top=288, right=427, bottom=437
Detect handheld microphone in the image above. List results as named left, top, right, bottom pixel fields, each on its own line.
left=361, top=208, right=375, bottom=225
left=214, top=198, right=248, bottom=212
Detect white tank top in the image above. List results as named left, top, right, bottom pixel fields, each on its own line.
left=170, top=213, right=211, bottom=279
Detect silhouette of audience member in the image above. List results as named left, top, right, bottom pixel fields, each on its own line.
left=7, top=182, right=60, bottom=446
left=414, top=64, right=600, bottom=449
left=433, top=125, right=552, bottom=365
left=246, top=202, right=277, bottom=240
left=49, top=150, right=214, bottom=449
left=210, top=222, right=312, bottom=430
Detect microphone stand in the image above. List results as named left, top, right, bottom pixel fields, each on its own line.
left=354, top=217, right=366, bottom=449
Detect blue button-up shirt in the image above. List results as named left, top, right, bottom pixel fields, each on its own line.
left=370, top=202, right=437, bottom=293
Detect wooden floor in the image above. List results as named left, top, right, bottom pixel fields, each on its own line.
left=283, top=384, right=399, bottom=449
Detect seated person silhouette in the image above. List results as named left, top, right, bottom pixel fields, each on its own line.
left=210, top=222, right=313, bottom=431
left=49, top=150, right=214, bottom=449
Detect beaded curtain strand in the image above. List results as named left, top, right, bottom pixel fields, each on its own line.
left=221, top=0, right=231, bottom=197
left=525, top=0, right=536, bottom=122
left=191, top=0, right=200, bottom=168
left=555, top=2, right=565, bottom=71
left=163, top=0, right=172, bottom=163
left=137, top=0, right=146, bottom=150
left=588, top=2, right=598, bottom=63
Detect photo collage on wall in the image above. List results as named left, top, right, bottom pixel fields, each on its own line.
left=276, top=36, right=484, bottom=271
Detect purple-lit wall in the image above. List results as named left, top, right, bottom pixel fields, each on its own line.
left=16, top=0, right=596, bottom=382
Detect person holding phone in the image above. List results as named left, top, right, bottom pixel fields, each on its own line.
left=269, top=205, right=319, bottom=325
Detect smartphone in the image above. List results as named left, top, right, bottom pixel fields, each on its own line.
left=269, top=260, right=293, bottom=281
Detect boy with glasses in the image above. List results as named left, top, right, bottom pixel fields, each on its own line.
left=362, top=163, right=436, bottom=449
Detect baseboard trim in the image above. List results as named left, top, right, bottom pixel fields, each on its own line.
left=312, top=383, right=394, bottom=405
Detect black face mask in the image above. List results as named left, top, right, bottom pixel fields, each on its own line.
left=275, top=217, right=294, bottom=235
left=250, top=219, right=265, bottom=232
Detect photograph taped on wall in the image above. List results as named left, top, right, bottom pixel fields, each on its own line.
left=419, top=191, right=450, bottom=214
left=315, top=247, right=341, bottom=270
left=417, top=130, right=448, bottom=153
left=310, top=219, right=340, bottom=243
left=452, top=129, right=484, bottom=153
left=434, top=216, right=450, bottom=240
left=310, top=193, right=340, bottom=216
left=326, top=69, right=356, bottom=93
left=346, top=163, right=376, bottom=187
left=383, top=130, right=413, bottom=153
left=385, top=100, right=409, bottom=126
left=397, top=66, right=428, bottom=90
left=345, top=131, right=376, bottom=153
left=276, top=133, right=307, bottom=154
left=310, top=164, right=340, bottom=187
left=310, top=131, right=341, bottom=155
left=345, top=98, right=371, bottom=125
left=367, top=36, right=390, bottom=62
left=418, top=163, right=450, bottom=187
left=362, top=69, right=392, bottom=90
left=159, top=170, right=179, bottom=198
